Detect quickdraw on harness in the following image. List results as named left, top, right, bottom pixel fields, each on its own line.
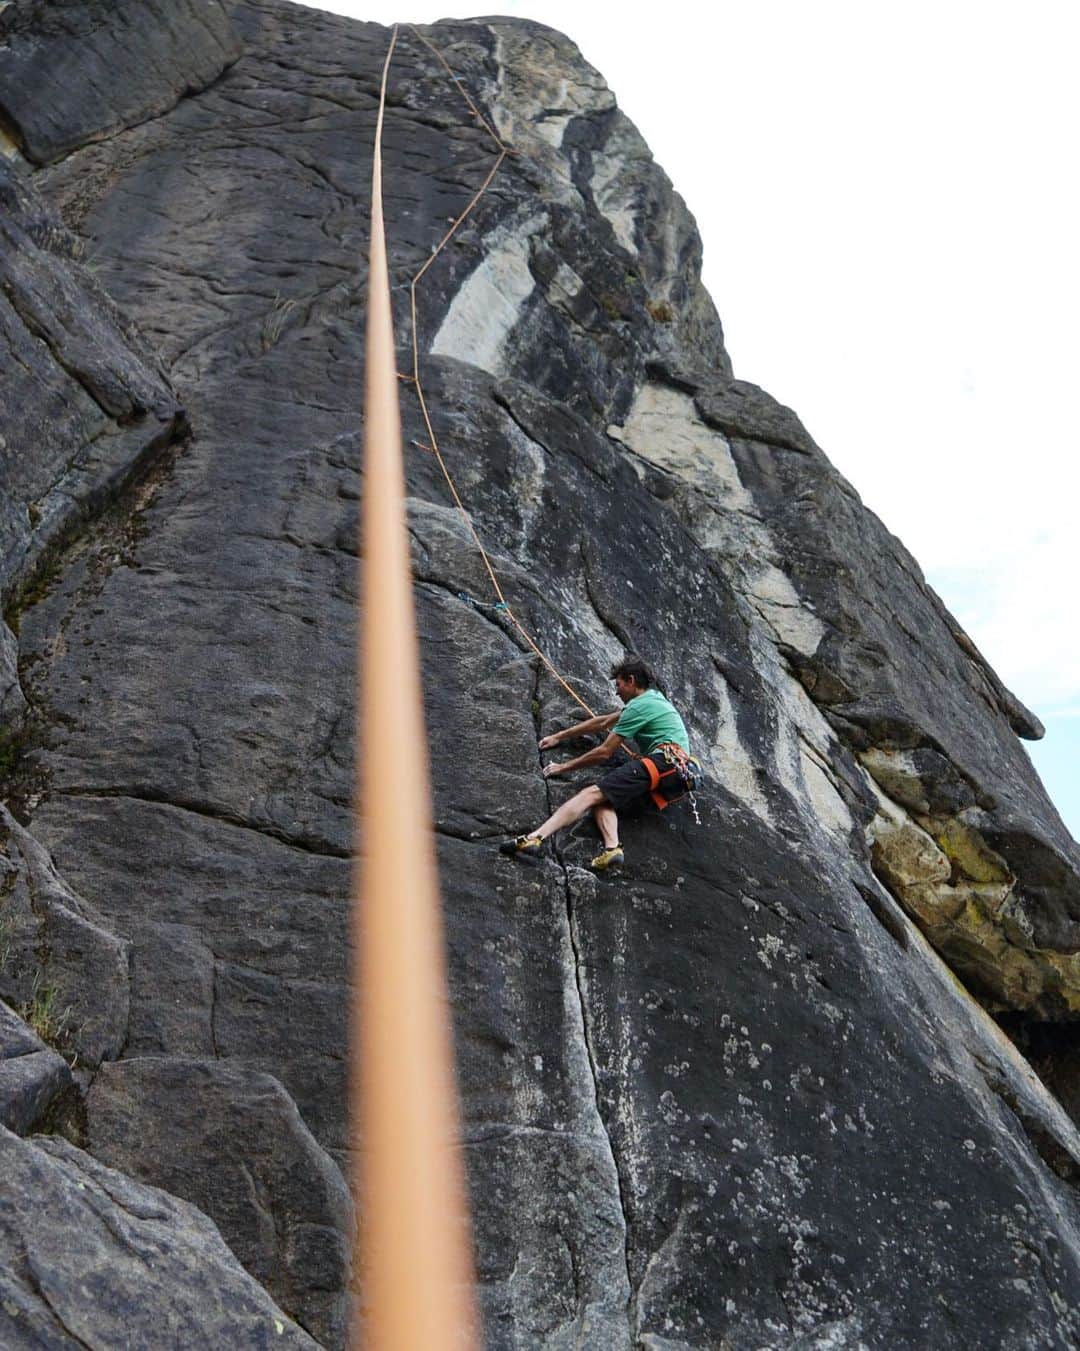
left=642, top=743, right=703, bottom=824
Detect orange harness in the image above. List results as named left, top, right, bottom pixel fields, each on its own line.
left=641, top=743, right=699, bottom=811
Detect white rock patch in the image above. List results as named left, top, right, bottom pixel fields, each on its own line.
left=769, top=671, right=854, bottom=838
left=610, top=383, right=824, bottom=659
left=547, top=260, right=584, bottom=305
left=610, top=383, right=751, bottom=507
left=747, top=563, right=826, bottom=658
left=492, top=27, right=613, bottom=148
left=799, top=743, right=853, bottom=838
left=431, top=213, right=542, bottom=376
left=708, top=669, right=773, bottom=827
left=590, top=142, right=640, bottom=257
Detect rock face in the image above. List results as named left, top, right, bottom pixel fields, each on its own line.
left=0, top=145, right=184, bottom=725
left=86, top=1058, right=354, bottom=1349
left=0, top=1126, right=319, bottom=1348
left=3, top=2, right=1080, bottom=1347
left=0, top=803, right=130, bottom=1069
left=0, top=0, right=240, bottom=165
left=0, top=1000, right=71, bottom=1135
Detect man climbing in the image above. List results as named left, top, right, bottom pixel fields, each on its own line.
left=500, top=657, right=696, bottom=871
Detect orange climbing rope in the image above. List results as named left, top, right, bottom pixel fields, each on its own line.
left=402, top=26, right=597, bottom=719
left=353, top=25, right=479, bottom=1350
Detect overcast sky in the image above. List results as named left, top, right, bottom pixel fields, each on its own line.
left=298, top=0, right=1079, bottom=838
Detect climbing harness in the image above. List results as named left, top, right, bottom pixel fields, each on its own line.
left=642, top=743, right=703, bottom=822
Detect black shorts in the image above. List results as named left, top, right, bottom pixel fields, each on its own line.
left=597, top=750, right=688, bottom=813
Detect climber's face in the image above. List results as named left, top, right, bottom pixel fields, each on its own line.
left=614, top=674, right=640, bottom=704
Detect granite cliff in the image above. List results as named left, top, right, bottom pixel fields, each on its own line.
left=3, top=2, right=1080, bottom=1347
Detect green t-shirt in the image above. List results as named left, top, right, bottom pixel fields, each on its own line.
left=613, top=688, right=690, bottom=756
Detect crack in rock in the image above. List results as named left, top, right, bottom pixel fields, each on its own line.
left=533, top=671, right=634, bottom=1343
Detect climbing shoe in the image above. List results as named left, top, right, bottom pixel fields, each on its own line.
left=589, top=846, right=624, bottom=872
left=499, top=834, right=543, bottom=860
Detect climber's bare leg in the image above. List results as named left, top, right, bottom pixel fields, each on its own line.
left=532, top=784, right=606, bottom=842
left=591, top=800, right=620, bottom=850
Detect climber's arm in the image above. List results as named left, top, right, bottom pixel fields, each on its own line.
left=538, top=710, right=619, bottom=751
left=542, top=731, right=624, bottom=779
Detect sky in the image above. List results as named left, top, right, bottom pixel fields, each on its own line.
left=297, top=0, right=1079, bottom=839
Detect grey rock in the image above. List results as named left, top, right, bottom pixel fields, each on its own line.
left=440, top=832, right=632, bottom=1346
left=0, top=804, right=130, bottom=1069
left=0, top=1001, right=72, bottom=1134
left=0, top=1125, right=319, bottom=1348
left=608, top=367, right=1080, bottom=1010
left=0, top=622, right=24, bottom=721
left=479, top=17, right=731, bottom=391
left=3, top=1, right=1080, bottom=1346
left=0, top=0, right=240, bottom=166
left=29, top=792, right=351, bottom=1156
left=694, top=372, right=818, bottom=455
left=85, top=1057, right=353, bottom=1348
left=0, top=154, right=184, bottom=678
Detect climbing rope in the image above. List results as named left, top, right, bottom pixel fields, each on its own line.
left=355, top=25, right=480, bottom=1348
left=401, top=25, right=597, bottom=718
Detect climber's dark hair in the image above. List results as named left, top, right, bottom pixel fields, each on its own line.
left=610, top=656, right=658, bottom=691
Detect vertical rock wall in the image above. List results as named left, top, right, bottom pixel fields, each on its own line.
left=2, top=1, right=1080, bottom=1346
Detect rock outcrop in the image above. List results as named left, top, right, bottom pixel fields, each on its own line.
left=0, top=1126, right=319, bottom=1348
left=0, top=0, right=240, bottom=165
left=86, top=1058, right=354, bottom=1349
left=0, top=146, right=184, bottom=737
left=3, top=1, right=1080, bottom=1346
left=0, top=1000, right=71, bottom=1135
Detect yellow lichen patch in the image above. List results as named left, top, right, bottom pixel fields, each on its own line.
left=868, top=798, right=1080, bottom=1017
left=961, top=880, right=1014, bottom=919
left=928, top=815, right=1013, bottom=885
left=869, top=811, right=951, bottom=891
left=942, top=906, right=1043, bottom=1010
left=1043, top=953, right=1080, bottom=1015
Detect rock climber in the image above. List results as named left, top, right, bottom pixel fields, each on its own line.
left=499, top=656, right=697, bottom=871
